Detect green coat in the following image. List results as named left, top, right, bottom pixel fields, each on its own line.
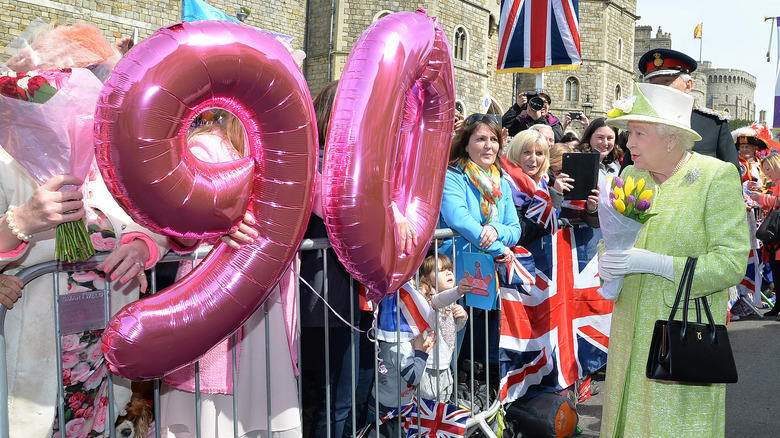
left=601, top=153, right=749, bottom=438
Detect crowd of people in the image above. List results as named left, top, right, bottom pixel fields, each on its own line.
left=0, top=17, right=767, bottom=438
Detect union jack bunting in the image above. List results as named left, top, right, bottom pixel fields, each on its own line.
left=375, top=281, right=434, bottom=342
left=380, top=396, right=470, bottom=437
left=499, top=227, right=612, bottom=403
left=497, top=0, right=582, bottom=73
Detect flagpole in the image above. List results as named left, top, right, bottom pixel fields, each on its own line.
left=698, top=24, right=702, bottom=63
left=767, top=16, right=777, bottom=62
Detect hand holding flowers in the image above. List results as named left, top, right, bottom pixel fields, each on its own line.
left=597, top=175, right=657, bottom=300
left=0, top=68, right=103, bottom=262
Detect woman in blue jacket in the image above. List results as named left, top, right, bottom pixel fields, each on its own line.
left=439, top=113, right=521, bottom=376
left=440, top=113, right=521, bottom=268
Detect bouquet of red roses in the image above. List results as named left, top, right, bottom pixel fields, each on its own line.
left=0, top=68, right=102, bottom=262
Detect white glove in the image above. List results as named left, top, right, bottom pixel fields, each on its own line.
left=598, top=248, right=674, bottom=282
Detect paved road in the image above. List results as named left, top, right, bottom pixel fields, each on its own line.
left=574, top=311, right=780, bottom=437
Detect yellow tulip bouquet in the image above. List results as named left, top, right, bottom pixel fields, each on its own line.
left=597, top=175, right=657, bottom=299
left=609, top=175, right=656, bottom=224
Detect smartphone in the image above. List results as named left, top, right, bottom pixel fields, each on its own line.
left=562, top=152, right=599, bottom=200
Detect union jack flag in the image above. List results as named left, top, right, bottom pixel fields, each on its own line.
left=526, top=183, right=558, bottom=234
left=497, top=0, right=582, bottom=73
left=497, top=246, right=536, bottom=293
left=499, top=227, right=612, bottom=403
left=380, top=396, right=470, bottom=437
left=730, top=248, right=763, bottom=314
left=504, top=172, right=557, bottom=234
left=375, top=281, right=434, bottom=342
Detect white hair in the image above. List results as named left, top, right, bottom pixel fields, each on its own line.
left=655, top=123, right=696, bottom=151
left=529, top=124, right=553, bottom=134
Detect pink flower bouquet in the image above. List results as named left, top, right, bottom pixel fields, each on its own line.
left=0, top=68, right=103, bottom=261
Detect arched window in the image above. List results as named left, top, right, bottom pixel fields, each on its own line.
left=373, top=10, right=392, bottom=22
left=615, top=84, right=622, bottom=101
left=565, top=77, right=579, bottom=101
left=454, top=26, right=468, bottom=61
left=617, top=38, right=623, bottom=61
left=455, top=100, right=465, bottom=116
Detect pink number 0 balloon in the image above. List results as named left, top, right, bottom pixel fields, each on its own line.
left=95, top=21, right=317, bottom=380
left=323, top=10, right=455, bottom=303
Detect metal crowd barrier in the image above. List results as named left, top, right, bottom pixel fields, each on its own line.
left=0, top=228, right=501, bottom=438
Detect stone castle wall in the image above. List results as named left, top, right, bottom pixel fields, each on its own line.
left=703, top=68, right=756, bottom=121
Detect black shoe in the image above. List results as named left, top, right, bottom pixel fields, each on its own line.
left=765, top=306, right=780, bottom=316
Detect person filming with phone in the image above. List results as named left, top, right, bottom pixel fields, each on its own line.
left=502, top=89, right=581, bottom=142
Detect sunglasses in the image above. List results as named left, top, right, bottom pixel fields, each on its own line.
left=465, top=113, right=500, bottom=126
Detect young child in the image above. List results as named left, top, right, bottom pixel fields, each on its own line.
left=416, top=253, right=470, bottom=402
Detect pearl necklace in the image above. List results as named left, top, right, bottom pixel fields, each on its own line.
left=652, top=152, right=690, bottom=183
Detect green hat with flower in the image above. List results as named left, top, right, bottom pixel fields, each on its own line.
left=605, top=83, right=702, bottom=141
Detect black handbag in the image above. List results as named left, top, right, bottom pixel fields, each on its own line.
left=756, top=198, right=780, bottom=245
left=645, top=257, right=738, bottom=384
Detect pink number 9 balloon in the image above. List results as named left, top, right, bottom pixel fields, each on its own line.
left=323, top=10, right=455, bottom=303
left=95, top=21, right=317, bottom=380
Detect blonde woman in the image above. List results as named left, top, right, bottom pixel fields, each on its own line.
left=500, top=130, right=557, bottom=245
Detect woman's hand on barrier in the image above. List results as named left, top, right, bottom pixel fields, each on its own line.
left=0, top=274, right=23, bottom=309
left=494, top=247, right=514, bottom=264
left=97, top=238, right=150, bottom=291
left=220, top=211, right=258, bottom=250
left=413, top=330, right=437, bottom=353
left=452, top=304, right=468, bottom=320
left=14, top=175, right=85, bottom=236
left=479, top=225, right=498, bottom=249
left=553, top=172, right=573, bottom=193
left=456, top=277, right=472, bottom=296
left=392, top=202, right=418, bottom=256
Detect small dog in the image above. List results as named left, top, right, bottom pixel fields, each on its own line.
left=115, top=393, right=154, bottom=438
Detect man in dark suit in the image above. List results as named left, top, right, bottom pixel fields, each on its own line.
left=622, top=48, right=738, bottom=170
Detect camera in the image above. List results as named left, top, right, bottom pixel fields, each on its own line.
left=569, top=112, right=581, bottom=120
left=525, top=91, right=546, bottom=112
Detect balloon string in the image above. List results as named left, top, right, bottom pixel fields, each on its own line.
left=371, top=305, right=387, bottom=374
left=294, top=272, right=387, bottom=374
left=295, top=272, right=368, bottom=333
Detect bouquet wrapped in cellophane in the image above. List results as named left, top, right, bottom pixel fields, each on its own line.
left=0, top=67, right=103, bottom=261
left=597, top=175, right=657, bottom=300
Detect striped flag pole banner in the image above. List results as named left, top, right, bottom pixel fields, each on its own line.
left=774, top=17, right=780, bottom=128
left=497, top=0, right=582, bottom=73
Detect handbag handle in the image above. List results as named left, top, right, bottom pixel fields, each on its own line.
left=667, top=257, right=696, bottom=322
left=667, top=257, right=718, bottom=346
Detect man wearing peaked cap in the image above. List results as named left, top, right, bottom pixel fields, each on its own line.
left=621, top=48, right=739, bottom=170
